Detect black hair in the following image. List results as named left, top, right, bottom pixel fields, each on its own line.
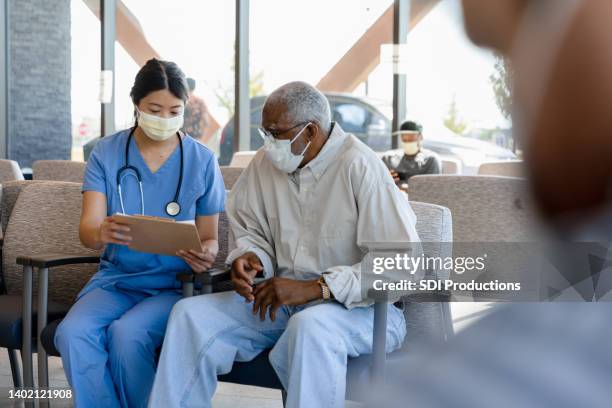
left=186, top=77, right=196, bottom=92
left=130, top=58, right=189, bottom=125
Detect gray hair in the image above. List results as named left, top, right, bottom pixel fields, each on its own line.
left=264, top=81, right=331, bottom=135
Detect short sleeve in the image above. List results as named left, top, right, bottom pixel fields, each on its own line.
left=196, top=156, right=226, bottom=216
left=82, top=142, right=107, bottom=195
left=427, top=154, right=442, bottom=175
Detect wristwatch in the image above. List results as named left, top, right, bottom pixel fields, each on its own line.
left=318, top=276, right=332, bottom=300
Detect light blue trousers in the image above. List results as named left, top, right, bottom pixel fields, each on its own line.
left=148, top=291, right=407, bottom=408
left=54, top=286, right=182, bottom=408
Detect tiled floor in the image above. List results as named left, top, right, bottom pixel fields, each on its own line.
left=0, top=302, right=494, bottom=407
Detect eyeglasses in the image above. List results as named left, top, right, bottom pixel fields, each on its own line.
left=258, top=122, right=310, bottom=140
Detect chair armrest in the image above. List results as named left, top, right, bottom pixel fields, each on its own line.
left=177, top=267, right=232, bottom=297
left=367, top=288, right=393, bottom=303
left=16, top=253, right=100, bottom=268
left=177, top=267, right=232, bottom=285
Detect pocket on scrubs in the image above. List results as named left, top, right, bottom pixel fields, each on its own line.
left=178, top=181, right=204, bottom=220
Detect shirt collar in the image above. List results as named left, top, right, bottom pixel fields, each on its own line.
left=300, top=122, right=346, bottom=181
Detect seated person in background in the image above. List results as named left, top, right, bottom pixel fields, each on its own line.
left=149, top=81, right=420, bottom=408
left=382, top=120, right=441, bottom=192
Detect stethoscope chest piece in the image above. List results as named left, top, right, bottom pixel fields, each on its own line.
left=165, top=201, right=181, bottom=217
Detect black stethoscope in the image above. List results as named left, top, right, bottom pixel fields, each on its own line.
left=116, top=127, right=184, bottom=217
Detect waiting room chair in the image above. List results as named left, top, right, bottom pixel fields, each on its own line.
left=409, top=175, right=534, bottom=242
left=0, top=182, right=100, bottom=389
left=0, top=180, right=57, bottom=387
left=229, top=151, right=257, bottom=168
left=441, top=158, right=462, bottom=175
left=178, top=201, right=453, bottom=405
left=0, top=159, right=25, bottom=182
left=82, top=137, right=100, bottom=162
left=34, top=191, right=234, bottom=389
left=32, top=160, right=86, bottom=183
left=477, top=160, right=524, bottom=178
left=220, top=166, right=244, bottom=190
left=1, top=181, right=33, bottom=233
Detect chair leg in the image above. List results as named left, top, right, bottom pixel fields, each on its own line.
left=8, top=348, right=23, bottom=388
left=371, top=301, right=388, bottom=386
left=182, top=281, right=194, bottom=297
left=21, top=265, right=34, bottom=389
left=441, top=302, right=454, bottom=340
left=281, top=389, right=287, bottom=407
left=37, top=267, right=49, bottom=389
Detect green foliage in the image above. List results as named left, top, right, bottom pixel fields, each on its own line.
left=443, top=96, right=468, bottom=135
left=489, top=54, right=513, bottom=122
left=214, top=66, right=265, bottom=117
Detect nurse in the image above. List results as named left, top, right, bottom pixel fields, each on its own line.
left=54, top=58, right=226, bottom=408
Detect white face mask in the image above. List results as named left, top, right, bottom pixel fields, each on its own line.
left=136, top=107, right=184, bottom=141
left=402, top=141, right=420, bottom=156
left=260, top=124, right=311, bottom=173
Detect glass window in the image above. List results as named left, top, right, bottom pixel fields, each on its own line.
left=117, top=0, right=236, bottom=158
left=234, top=0, right=394, bottom=165
left=394, top=0, right=514, bottom=172
left=332, top=103, right=368, bottom=134
left=70, top=0, right=101, bottom=161
left=73, top=0, right=513, bottom=172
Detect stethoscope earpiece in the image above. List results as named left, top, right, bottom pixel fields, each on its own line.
left=116, top=128, right=184, bottom=217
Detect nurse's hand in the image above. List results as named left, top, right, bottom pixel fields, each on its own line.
left=177, top=249, right=216, bottom=273
left=231, top=252, right=263, bottom=302
left=99, top=216, right=132, bottom=246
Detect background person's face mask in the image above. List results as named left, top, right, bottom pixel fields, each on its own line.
left=402, top=141, right=420, bottom=156
left=260, top=124, right=311, bottom=173
left=136, top=107, right=184, bottom=141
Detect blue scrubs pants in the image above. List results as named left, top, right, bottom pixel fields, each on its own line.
left=54, top=286, right=181, bottom=408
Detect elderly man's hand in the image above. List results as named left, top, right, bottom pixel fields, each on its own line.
left=231, top=252, right=263, bottom=302
left=252, top=277, right=321, bottom=321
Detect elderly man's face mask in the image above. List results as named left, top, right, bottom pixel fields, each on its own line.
left=258, top=123, right=312, bottom=173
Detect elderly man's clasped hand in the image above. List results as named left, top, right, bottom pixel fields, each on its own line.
left=231, top=252, right=322, bottom=321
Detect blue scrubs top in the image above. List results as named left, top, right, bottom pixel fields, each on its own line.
left=77, top=128, right=226, bottom=300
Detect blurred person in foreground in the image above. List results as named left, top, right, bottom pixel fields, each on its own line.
left=382, top=120, right=441, bottom=193
left=374, top=1, right=612, bottom=407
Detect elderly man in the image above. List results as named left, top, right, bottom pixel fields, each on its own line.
left=148, top=81, right=419, bottom=407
